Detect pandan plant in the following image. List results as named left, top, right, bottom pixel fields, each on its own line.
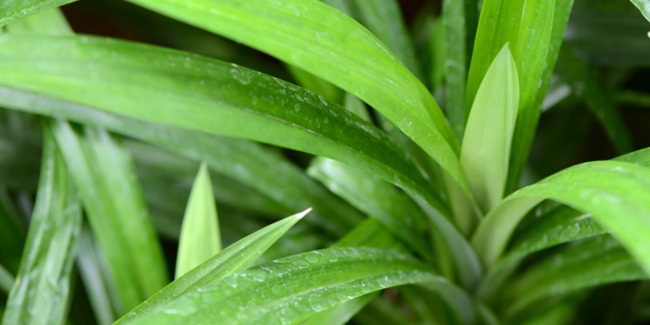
left=1, top=0, right=650, bottom=324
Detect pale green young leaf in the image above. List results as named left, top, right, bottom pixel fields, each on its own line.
left=461, top=44, right=520, bottom=213
left=122, top=247, right=440, bottom=325
left=0, top=34, right=448, bottom=217
left=49, top=120, right=168, bottom=313
left=467, top=0, right=574, bottom=193
left=175, top=163, right=221, bottom=279
left=117, top=209, right=309, bottom=322
left=124, top=0, right=472, bottom=197
left=472, top=160, right=650, bottom=275
left=1, top=128, right=81, bottom=325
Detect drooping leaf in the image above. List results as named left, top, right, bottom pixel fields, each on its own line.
left=120, top=247, right=440, bottom=325
left=124, top=0, right=472, bottom=197
left=0, top=85, right=362, bottom=237
left=1, top=126, right=81, bottom=325
left=472, top=160, right=650, bottom=277
left=117, top=209, right=309, bottom=322
left=175, top=162, right=221, bottom=279
left=0, top=34, right=449, bottom=217
left=461, top=44, right=520, bottom=213
left=49, top=120, right=168, bottom=313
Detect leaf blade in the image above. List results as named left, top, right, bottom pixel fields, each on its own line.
left=175, top=162, right=221, bottom=279
left=1, top=125, right=81, bottom=325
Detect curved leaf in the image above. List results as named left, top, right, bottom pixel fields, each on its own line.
left=0, top=85, right=361, bottom=236
left=121, top=247, right=440, bottom=325
left=0, top=33, right=449, bottom=216
left=125, top=0, right=471, bottom=197
left=472, top=160, right=650, bottom=275
left=118, top=210, right=309, bottom=322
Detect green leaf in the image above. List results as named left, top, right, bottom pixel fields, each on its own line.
left=307, top=158, right=430, bottom=260
left=0, top=264, right=13, bottom=294
left=502, top=236, right=646, bottom=321
left=117, top=209, right=309, bottom=323
left=0, top=0, right=75, bottom=27
left=175, top=162, right=221, bottom=279
left=0, top=86, right=362, bottom=237
left=76, top=227, right=118, bottom=325
left=466, top=0, right=574, bottom=193
left=124, top=0, right=472, bottom=198
left=461, top=44, right=519, bottom=213
left=472, top=160, right=650, bottom=275
left=442, top=0, right=477, bottom=137
left=0, top=33, right=449, bottom=217
left=121, top=247, right=439, bottom=325
left=49, top=120, right=168, bottom=313
left=629, top=0, right=650, bottom=23
left=350, top=0, right=423, bottom=80
left=308, top=158, right=482, bottom=288
left=2, top=126, right=81, bottom=325
left=476, top=206, right=608, bottom=303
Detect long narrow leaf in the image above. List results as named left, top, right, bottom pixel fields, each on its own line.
left=461, top=44, right=519, bottom=213
left=442, top=0, right=477, bottom=137
left=124, top=0, right=472, bottom=197
left=49, top=120, right=167, bottom=313
left=118, top=209, right=309, bottom=322
left=122, top=247, right=440, bottom=325
left=472, top=160, right=650, bottom=275
left=2, top=127, right=81, bottom=325
left=0, top=34, right=449, bottom=216
left=175, top=163, right=221, bottom=279
left=0, top=86, right=362, bottom=236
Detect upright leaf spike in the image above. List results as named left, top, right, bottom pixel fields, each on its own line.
left=461, top=44, right=519, bottom=213
left=175, top=162, right=221, bottom=279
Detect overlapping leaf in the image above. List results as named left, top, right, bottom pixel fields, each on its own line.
left=125, top=0, right=471, bottom=197
left=121, top=247, right=439, bottom=325
left=473, top=160, right=650, bottom=277
left=0, top=34, right=449, bottom=216
left=1, top=128, right=81, bottom=325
